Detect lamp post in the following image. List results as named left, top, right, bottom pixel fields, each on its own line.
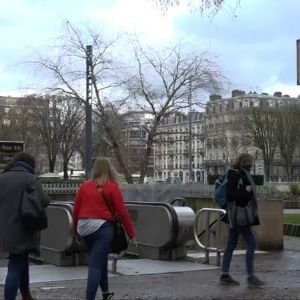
left=85, top=45, right=93, bottom=180
left=188, top=80, right=193, bottom=183
left=297, top=39, right=300, bottom=85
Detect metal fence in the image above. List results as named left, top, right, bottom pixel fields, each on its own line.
left=42, top=181, right=80, bottom=194
left=42, top=181, right=292, bottom=201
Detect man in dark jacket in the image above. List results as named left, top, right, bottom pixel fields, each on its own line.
left=0, top=152, right=49, bottom=300
left=220, top=153, right=265, bottom=287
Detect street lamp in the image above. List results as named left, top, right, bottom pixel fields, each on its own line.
left=297, top=39, right=300, bottom=85
left=85, top=45, right=93, bottom=179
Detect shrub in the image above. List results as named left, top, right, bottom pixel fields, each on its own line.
left=258, top=184, right=286, bottom=199
left=289, top=183, right=300, bottom=196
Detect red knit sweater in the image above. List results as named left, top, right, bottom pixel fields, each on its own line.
left=72, top=180, right=135, bottom=238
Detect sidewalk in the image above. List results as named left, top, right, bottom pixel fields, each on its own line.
left=0, top=236, right=299, bottom=300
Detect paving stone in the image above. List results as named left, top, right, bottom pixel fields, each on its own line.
left=0, top=236, right=299, bottom=299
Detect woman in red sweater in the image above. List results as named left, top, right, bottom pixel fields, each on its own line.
left=73, top=158, right=136, bottom=300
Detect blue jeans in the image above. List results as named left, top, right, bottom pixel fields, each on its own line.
left=82, top=221, right=114, bottom=300
left=4, top=253, right=30, bottom=300
left=222, top=226, right=257, bottom=276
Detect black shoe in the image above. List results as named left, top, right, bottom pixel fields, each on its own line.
left=220, top=274, right=240, bottom=286
left=102, top=292, right=114, bottom=300
left=248, top=275, right=265, bottom=287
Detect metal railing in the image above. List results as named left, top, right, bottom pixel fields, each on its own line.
left=42, top=182, right=80, bottom=194
left=41, top=181, right=291, bottom=199
left=193, top=208, right=226, bottom=266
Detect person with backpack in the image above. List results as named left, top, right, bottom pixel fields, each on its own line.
left=0, top=152, right=50, bottom=300
left=219, top=153, right=265, bottom=287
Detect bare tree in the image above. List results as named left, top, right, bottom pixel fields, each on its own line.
left=240, top=107, right=278, bottom=181
left=31, top=94, right=83, bottom=175
left=59, top=97, right=84, bottom=179
left=28, top=21, right=135, bottom=183
left=127, top=43, right=225, bottom=183
left=28, top=22, right=225, bottom=184
left=275, top=105, right=300, bottom=181
left=31, top=95, right=65, bottom=172
left=151, top=0, right=240, bottom=14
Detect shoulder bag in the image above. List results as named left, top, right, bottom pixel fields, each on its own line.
left=227, top=169, right=259, bottom=227
left=98, top=187, right=128, bottom=254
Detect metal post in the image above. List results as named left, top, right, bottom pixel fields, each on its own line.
left=204, top=211, right=210, bottom=264
left=216, top=213, right=221, bottom=266
left=111, top=257, right=117, bottom=273
left=297, top=39, right=300, bottom=85
left=85, top=45, right=93, bottom=180
left=188, top=80, right=193, bottom=182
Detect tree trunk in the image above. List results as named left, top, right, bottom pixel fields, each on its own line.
left=112, top=143, right=134, bottom=184
left=63, top=159, right=69, bottom=179
left=49, top=158, right=56, bottom=172
left=104, top=121, right=133, bottom=184
left=139, top=143, right=152, bottom=184
left=263, top=159, right=271, bottom=182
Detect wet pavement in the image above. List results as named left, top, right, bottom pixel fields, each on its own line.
left=0, top=235, right=299, bottom=300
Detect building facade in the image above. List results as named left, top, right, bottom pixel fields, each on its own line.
left=0, top=95, right=83, bottom=174
left=154, top=112, right=206, bottom=183
left=154, top=90, right=300, bottom=183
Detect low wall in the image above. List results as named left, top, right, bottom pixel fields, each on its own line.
left=186, top=197, right=284, bottom=251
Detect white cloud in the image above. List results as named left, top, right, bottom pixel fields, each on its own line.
left=1, top=0, right=300, bottom=98
left=88, top=0, right=184, bottom=45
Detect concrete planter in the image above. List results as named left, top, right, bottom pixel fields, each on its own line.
left=187, top=197, right=284, bottom=251
left=253, top=199, right=283, bottom=250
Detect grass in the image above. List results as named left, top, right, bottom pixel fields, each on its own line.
left=284, top=214, right=300, bottom=224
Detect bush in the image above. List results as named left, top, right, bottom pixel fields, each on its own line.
left=289, top=183, right=300, bottom=196
left=258, top=184, right=286, bottom=199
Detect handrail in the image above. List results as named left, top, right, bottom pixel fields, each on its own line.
left=193, top=208, right=226, bottom=266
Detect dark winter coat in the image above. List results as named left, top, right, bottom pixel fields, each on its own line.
left=225, top=168, right=260, bottom=227
left=0, top=166, right=50, bottom=254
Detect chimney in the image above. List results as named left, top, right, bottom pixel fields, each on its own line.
left=232, top=89, right=246, bottom=97
left=274, top=91, right=282, bottom=97
left=209, top=94, right=222, bottom=101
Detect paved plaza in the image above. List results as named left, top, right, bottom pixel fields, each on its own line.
left=0, top=236, right=299, bottom=300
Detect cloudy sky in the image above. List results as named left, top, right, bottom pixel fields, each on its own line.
left=0, top=0, right=300, bottom=98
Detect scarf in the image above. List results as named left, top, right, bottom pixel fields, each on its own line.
left=16, top=160, right=35, bottom=174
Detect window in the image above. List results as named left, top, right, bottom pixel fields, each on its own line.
left=3, top=119, right=10, bottom=126
left=268, top=101, right=275, bottom=108
left=243, top=101, right=249, bottom=107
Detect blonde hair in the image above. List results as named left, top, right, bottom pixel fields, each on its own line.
left=92, top=157, right=118, bottom=186
left=233, top=153, right=253, bottom=169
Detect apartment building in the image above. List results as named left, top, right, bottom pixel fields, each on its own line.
left=154, top=112, right=206, bottom=183
left=205, top=90, right=300, bottom=180
left=154, top=90, right=300, bottom=183
left=0, top=95, right=82, bottom=174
